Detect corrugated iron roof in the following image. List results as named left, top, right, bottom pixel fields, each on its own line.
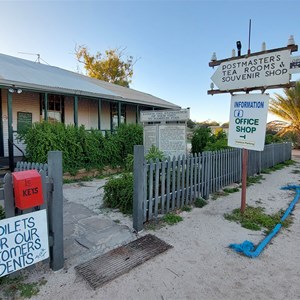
left=0, top=53, right=180, bottom=109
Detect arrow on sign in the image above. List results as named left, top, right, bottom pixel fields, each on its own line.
left=211, top=49, right=291, bottom=91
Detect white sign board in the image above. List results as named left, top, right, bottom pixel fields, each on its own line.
left=140, top=109, right=190, bottom=123
left=0, top=209, right=49, bottom=277
left=211, top=50, right=290, bottom=90
left=228, top=94, right=269, bottom=151
left=143, top=125, right=158, bottom=152
left=290, top=55, right=300, bottom=74
left=158, top=125, right=186, bottom=158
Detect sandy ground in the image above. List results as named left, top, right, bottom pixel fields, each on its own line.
left=25, top=156, right=300, bottom=300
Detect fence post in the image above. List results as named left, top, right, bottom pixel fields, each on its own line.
left=47, top=151, right=64, bottom=271
left=133, top=145, right=145, bottom=232
left=3, top=173, right=15, bottom=218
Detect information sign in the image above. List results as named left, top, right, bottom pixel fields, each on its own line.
left=158, top=125, right=186, bottom=158
left=0, top=210, right=49, bottom=277
left=228, top=94, right=269, bottom=151
left=211, top=50, right=290, bottom=91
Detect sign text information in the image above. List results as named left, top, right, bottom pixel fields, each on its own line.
left=228, top=94, right=269, bottom=151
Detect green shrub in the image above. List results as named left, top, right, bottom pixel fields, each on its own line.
left=115, top=123, right=143, bottom=161
left=191, top=128, right=229, bottom=153
left=191, top=127, right=211, bottom=154
left=125, top=154, right=134, bottom=172
left=224, top=206, right=291, bottom=233
left=265, top=134, right=283, bottom=145
left=145, top=145, right=166, bottom=161
left=103, top=173, right=134, bottom=214
left=162, top=213, right=183, bottom=225
left=17, top=122, right=143, bottom=174
left=194, top=198, right=208, bottom=208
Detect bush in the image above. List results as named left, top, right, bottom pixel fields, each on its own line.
left=265, top=134, right=283, bottom=145
left=115, top=123, right=143, bottom=160
left=17, top=122, right=143, bottom=174
left=103, top=173, right=134, bottom=214
left=191, top=127, right=229, bottom=153
left=191, top=127, right=211, bottom=153
left=145, top=145, right=166, bottom=162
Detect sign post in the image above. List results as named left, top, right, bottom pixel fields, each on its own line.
left=208, top=39, right=298, bottom=213
left=228, top=93, right=269, bottom=213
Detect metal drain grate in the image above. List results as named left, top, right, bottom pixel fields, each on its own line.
left=75, top=234, right=173, bottom=289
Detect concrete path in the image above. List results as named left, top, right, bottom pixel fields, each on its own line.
left=62, top=179, right=137, bottom=267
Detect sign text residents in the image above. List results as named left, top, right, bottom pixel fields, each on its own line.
left=0, top=210, right=49, bottom=277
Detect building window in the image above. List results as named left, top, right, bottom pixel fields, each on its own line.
left=41, top=94, right=64, bottom=123
left=111, top=103, right=126, bottom=130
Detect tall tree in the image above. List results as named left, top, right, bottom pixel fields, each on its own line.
left=75, top=45, right=135, bottom=87
left=269, top=81, right=300, bottom=145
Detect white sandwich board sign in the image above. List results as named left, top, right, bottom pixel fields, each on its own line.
left=0, top=209, right=49, bottom=277
left=211, top=50, right=290, bottom=91
left=228, top=94, right=269, bottom=151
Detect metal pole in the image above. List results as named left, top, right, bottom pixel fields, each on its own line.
left=248, top=19, right=252, bottom=55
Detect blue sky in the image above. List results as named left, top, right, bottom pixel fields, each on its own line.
left=1, top=0, right=299, bottom=124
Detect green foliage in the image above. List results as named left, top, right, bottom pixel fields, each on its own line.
left=0, top=275, right=46, bottom=299
left=265, top=134, right=283, bottom=145
left=211, top=190, right=229, bottom=200
left=115, top=123, right=143, bottom=160
left=125, top=154, right=134, bottom=172
left=261, top=160, right=294, bottom=174
left=103, top=173, right=134, bottom=214
left=204, top=130, right=229, bottom=151
left=0, top=206, right=5, bottom=219
left=187, top=119, right=196, bottom=129
left=17, top=122, right=143, bottom=174
left=145, top=145, right=166, bottom=161
left=191, top=127, right=211, bottom=153
left=223, top=187, right=239, bottom=193
left=269, top=82, right=300, bottom=146
left=76, top=45, right=135, bottom=87
left=191, top=127, right=229, bottom=153
left=181, top=205, right=192, bottom=212
left=194, top=198, right=208, bottom=208
left=224, top=206, right=291, bottom=233
left=247, top=175, right=264, bottom=186
left=162, top=213, right=183, bottom=225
